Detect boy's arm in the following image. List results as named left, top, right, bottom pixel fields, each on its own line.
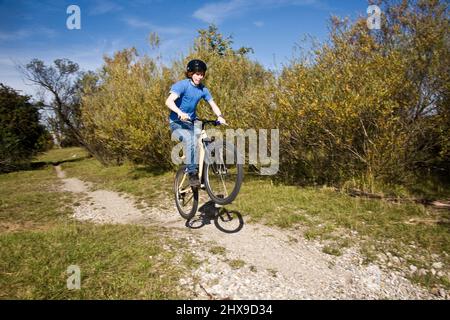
left=208, top=100, right=227, bottom=124
left=165, top=92, right=190, bottom=121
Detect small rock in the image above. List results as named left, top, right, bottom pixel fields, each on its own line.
left=439, top=288, right=446, bottom=298
left=418, top=269, right=428, bottom=276
left=345, top=274, right=353, bottom=284
left=409, top=265, right=417, bottom=273
left=378, top=253, right=387, bottom=262
left=431, top=288, right=439, bottom=296
left=431, top=269, right=436, bottom=276
left=432, top=262, right=443, bottom=269
left=391, top=256, right=400, bottom=264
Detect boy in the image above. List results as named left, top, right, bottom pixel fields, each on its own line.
left=165, top=59, right=226, bottom=187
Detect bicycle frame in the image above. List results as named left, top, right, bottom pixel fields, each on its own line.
left=178, top=125, right=209, bottom=194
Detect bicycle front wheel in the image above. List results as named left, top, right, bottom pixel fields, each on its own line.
left=204, top=140, right=244, bottom=205
left=174, top=166, right=198, bottom=219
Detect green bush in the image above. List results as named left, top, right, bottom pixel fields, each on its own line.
left=274, top=0, right=449, bottom=189
left=0, top=84, right=48, bottom=171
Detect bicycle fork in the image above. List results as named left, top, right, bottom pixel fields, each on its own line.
left=198, top=129, right=207, bottom=184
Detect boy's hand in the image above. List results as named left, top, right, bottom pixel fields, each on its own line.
left=178, top=112, right=191, bottom=122
left=217, top=115, right=227, bottom=125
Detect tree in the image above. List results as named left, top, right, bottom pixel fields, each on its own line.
left=275, top=0, right=449, bottom=188
left=195, top=24, right=254, bottom=56
left=379, top=0, right=450, bottom=174
left=18, top=58, right=106, bottom=162
left=0, top=84, right=48, bottom=171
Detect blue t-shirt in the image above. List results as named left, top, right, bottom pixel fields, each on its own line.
left=169, top=79, right=213, bottom=122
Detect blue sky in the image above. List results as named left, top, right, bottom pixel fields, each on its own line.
left=0, top=0, right=371, bottom=97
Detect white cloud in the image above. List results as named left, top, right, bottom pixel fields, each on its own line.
left=89, top=0, right=123, bottom=16
left=122, top=16, right=187, bottom=35
left=123, top=17, right=152, bottom=28
left=193, top=0, right=328, bottom=24
left=193, top=0, right=249, bottom=24
left=253, top=21, right=264, bottom=27
left=0, top=27, right=57, bottom=42
left=0, top=29, right=32, bottom=41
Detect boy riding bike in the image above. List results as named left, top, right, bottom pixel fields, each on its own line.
left=165, top=59, right=227, bottom=188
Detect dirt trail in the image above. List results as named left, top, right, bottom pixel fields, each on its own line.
left=54, top=165, right=440, bottom=300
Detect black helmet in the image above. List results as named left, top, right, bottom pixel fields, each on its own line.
left=187, top=59, right=207, bottom=73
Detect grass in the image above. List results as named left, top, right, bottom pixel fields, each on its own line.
left=0, top=154, right=195, bottom=299
left=267, top=268, right=278, bottom=277
left=227, top=259, right=245, bottom=270
left=19, top=147, right=449, bottom=292
left=0, top=224, right=188, bottom=299
left=60, top=157, right=174, bottom=206
left=407, top=174, right=450, bottom=201
left=33, top=147, right=89, bottom=164
left=209, top=246, right=226, bottom=256
left=322, top=245, right=343, bottom=257
left=0, top=165, right=72, bottom=231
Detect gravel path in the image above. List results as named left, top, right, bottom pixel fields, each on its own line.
left=55, top=165, right=444, bottom=300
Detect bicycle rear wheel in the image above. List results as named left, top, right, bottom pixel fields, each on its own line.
left=174, top=166, right=198, bottom=219
left=204, top=140, right=243, bottom=205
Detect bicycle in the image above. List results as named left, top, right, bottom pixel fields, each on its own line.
left=173, top=118, right=244, bottom=220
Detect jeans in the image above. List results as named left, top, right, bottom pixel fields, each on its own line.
left=170, top=120, right=201, bottom=175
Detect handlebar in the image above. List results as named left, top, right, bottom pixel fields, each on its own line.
left=197, top=118, right=221, bottom=126
left=182, top=118, right=225, bottom=129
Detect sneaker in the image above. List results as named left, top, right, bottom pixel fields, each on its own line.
left=189, top=173, right=200, bottom=188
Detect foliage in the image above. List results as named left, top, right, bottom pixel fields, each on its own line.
left=80, top=47, right=175, bottom=167
left=275, top=0, right=449, bottom=189
left=0, top=84, right=48, bottom=171
left=18, top=59, right=105, bottom=155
